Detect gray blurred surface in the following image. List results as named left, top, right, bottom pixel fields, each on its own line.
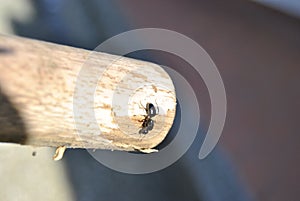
left=0, top=144, right=74, bottom=201
left=254, top=0, right=300, bottom=18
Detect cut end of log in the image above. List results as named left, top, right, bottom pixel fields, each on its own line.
left=91, top=56, right=177, bottom=151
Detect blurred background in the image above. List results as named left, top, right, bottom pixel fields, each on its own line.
left=0, top=0, right=299, bottom=201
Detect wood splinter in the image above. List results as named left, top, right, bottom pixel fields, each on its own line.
left=53, top=146, right=66, bottom=161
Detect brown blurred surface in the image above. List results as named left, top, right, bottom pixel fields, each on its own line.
left=117, top=0, right=300, bottom=200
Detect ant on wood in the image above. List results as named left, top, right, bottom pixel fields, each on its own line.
left=139, top=102, right=159, bottom=134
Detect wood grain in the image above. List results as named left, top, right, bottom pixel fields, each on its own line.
left=0, top=35, right=176, bottom=151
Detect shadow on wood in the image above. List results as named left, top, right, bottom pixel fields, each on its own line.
left=0, top=85, right=28, bottom=144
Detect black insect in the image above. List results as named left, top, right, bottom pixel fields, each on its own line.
left=139, top=102, right=158, bottom=134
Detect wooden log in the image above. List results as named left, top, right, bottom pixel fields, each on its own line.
left=0, top=35, right=176, bottom=152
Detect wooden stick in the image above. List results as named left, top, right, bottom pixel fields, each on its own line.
left=0, top=35, right=176, bottom=152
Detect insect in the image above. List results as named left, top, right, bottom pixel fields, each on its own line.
left=139, top=102, right=158, bottom=134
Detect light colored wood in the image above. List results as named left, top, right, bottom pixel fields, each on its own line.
left=0, top=35, right=176, bottom=151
